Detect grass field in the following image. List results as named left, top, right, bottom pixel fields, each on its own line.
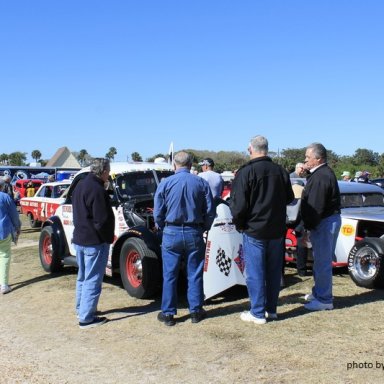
left=2, top=215, right=384, bottom=383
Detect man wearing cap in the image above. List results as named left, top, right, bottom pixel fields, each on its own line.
left=353, top=171, right=370, bottom=183
left=198, top=157, right=224, bottom=202
left=340, top=171, right=351, bottom=181
left=358, top=171, right=371, bottom=183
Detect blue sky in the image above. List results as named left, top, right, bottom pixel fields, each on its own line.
left=1, top=0, right=383, bottom=163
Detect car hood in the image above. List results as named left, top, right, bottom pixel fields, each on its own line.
left=341, top=206, right=384, bottom=221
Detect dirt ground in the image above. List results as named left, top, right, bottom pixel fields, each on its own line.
left=1, top=222, right=384, bottom=384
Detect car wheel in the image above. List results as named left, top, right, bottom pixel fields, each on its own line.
left=119, top=237, right=161, bottom=299
left=39, top=226, right=63, bottom=272
left=28, top=212, right=40, bottom=228
left=348, top=238, right=384, bottom=289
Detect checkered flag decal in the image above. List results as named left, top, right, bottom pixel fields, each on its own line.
left=216, top=247, right=232, bottom=276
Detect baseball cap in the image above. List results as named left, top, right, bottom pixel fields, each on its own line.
left=341, top=171, right=350, bottom=177
left=198, top=158, right=214, bottom=167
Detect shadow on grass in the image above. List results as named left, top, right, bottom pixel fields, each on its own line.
left=11, top=267, right=78, bottom=292
left=279, top=288, right=383, bottom=321
left=98, top=300, right=161, bottom=323
left=172, top=285, right=250, bottom=322
left=99, top=275, right=162, bottom=322
left=20, top=227, right=41, bottom=234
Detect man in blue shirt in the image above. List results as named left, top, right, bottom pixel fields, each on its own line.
left=198, top=157, right=224, bottom=201
left=154, top=151, right=215, bottom=326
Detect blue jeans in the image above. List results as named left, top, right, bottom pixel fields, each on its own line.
left=75, top=243, right=109, bottom=323
left=243, top=234, right=284, bottom=319
left=309, top=214, right=341, bottom=304
left=161, top=225, right=205, bottom=315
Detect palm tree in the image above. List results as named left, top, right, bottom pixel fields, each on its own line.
left=0, top=153, right=9, bottom=164
left=8, top=151, right=27, bottom=166
left=31, top=150, right=42, bottom=163
left=106, top=147, right=117, bottom=161
left=131, top=152, right=142, bottom=162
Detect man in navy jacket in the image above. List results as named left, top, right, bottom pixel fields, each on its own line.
left=72, top=158, right=115, bottom=329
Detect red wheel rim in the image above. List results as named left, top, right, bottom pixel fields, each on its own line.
left=125, top=250, right=142, bottom=288
left=42, top=234, right=52, bottom=265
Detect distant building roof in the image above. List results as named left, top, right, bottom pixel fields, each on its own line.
left=46, top=147, right=81, bottom=168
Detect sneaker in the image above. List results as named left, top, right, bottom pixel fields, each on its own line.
left=265, top=311, right=278, bottom=320
left=79, top=316, right=108, bottom=329
left=1, top=285, right=11, bottom=294
left=157, top=312, right=176, bottom=326
left=304, top=299, right=333, bottom=311
left=190, top=309, right=207, bottom=324
left=240, top=311, right=267, bottom=325
left=304, top=293, right=315, bottom=301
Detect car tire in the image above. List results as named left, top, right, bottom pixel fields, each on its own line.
left=28, top=212, right=40, bottom=228
left=348, top=238, right=384, bottom=289
left=119, top=237, right=161, bottom=299
left=39, top=226, right=63, bottom=273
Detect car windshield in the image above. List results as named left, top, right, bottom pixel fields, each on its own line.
left=340, top=193, right=384, bottom=208
left=115, top=170, right=173, bottom=200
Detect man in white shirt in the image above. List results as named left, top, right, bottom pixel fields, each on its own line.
left=198, top=158, right=224, bottom=201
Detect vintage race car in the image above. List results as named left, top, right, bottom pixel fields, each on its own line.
left=38, top=162, right=174, bottom=299
left=13, top=179, right=44, bottom=202
left=20, top=180, right=72, bottom=228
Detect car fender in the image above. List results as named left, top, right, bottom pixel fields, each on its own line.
left=334, top=218, right=359, bottom=264
left=350, top=237, right=384, bottom=256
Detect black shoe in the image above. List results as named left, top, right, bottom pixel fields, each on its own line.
left=298, top=271, right=308, bottom=277
left=157, top=312, right=176, bottom=326
left=190, top=309, right=207, bottom=324
left=79, top=316, right=108, bottom=329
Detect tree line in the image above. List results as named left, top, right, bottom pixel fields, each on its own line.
left=1, top=147, right=384, bottom=178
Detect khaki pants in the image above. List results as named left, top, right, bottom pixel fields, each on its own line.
left=0, top=235, right=12, bottom=286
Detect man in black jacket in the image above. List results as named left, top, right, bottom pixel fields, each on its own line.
left=301, top=143, right=341, bottom=311
left=72, top=158, right=115, bottom=329
left=230, top=135, right=294, bottom=324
